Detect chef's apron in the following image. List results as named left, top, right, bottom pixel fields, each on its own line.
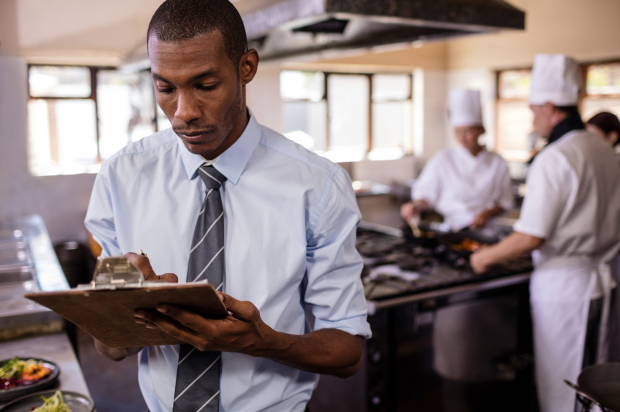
left=530, top=254, right=612, bottom=412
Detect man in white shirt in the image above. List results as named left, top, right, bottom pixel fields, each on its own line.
left=471, top=54, right=620, bottom=412
left=85, top=1, right=371, bottom=411
left=401, top=89, right=514, bottom=231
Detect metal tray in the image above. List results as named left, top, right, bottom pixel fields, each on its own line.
left=0, top=358, right=60, bottom=403
left=0, top=390, right=93, bottom=412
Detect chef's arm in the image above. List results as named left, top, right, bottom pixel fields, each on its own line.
left=470, top=231, right=544, bottom=273
left=401, top=199, right=431, bottom=221
left=470, top=204, right=505, bottom=229
left=94, top=340, right=143, bottom=361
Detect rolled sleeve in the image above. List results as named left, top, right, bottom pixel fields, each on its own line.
left=304, top=168, right=372, bottom=339
left=84, top=164, right=122, bottom=257
left=513, top=149, right=571, bottom=239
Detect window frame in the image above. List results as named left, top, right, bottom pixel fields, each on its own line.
left=280, top=70, right=413, bottom=156
left=27, top=64, right=160, bottom=167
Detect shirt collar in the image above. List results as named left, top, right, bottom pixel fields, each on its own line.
left=178, top=109, right=262, bottom=185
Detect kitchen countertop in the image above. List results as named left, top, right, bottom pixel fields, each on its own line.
left=0, top=332, right=91, bottom=406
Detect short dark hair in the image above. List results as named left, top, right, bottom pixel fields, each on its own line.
left=147, top=0, right=248, bottom=67
left=588, top=111, right=620, bottom=146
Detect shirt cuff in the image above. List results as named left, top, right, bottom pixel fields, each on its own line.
left=313, top=315, right=372, bottom=340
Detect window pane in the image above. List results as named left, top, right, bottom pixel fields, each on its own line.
left=280, top=71, right=324, bottom=101
left=157, top=105, right=172, bottom=131
left=97, top=70, right=156, bottom=160
left=587, top=64, right=620, bottom=95
left=372, top=74, right=411, bottom=101
left=495, top=100, right=533, bottom=161
left=372, top=101, right=411, bottom=150
left=498, top=70, right=531, bottom=99
left=29, top=66, right=91, bottom=98
left=282, top=101, right=327, bottom=152
left=582, top=97, right=620, bottom=121
left=328, top=74, right=369, bottom=156
left=28, top=99, right=98, bottom=174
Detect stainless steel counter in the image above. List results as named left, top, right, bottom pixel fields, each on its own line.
left=0, top=215, right=69, bottom=331
left=0, top=333, right=91, bottom=407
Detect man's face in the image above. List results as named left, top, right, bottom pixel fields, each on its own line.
left=149, top=31, right=247, bottom=157
left=529, top=103, right=556, bottom=139
left=454, top=126, right=484, bottom=153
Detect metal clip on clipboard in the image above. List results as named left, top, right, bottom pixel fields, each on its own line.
left=77, top=256, right=208, bottom=290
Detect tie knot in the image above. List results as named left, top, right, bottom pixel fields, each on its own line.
left=198, top=165, right=226, bottom=189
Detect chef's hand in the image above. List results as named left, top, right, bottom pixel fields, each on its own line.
left=469, top=212, right=489, bottom=230
left=401, top=200, right=429, bottom=222
left=134, top=293, right=272, bottom=354
left=470, top=246, right=492, bottom=274
left=94, top=340, right=143, bottom=362
left=124, top=252, right=178, bottom=283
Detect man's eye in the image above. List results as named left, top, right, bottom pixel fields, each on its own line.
left=199, top=84, right=218, bottom=91
left=158, top=88, right=175, bottom=94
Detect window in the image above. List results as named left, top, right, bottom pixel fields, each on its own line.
left=27, top=65, right=161, bottom=176
left=582, top=62, right=620, bottom=121
left=280, top=71, right=412, bottom=162
left=495, top=69, right=535, bottom=161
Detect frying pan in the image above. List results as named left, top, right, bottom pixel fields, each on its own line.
left=565, top=363, right=620, bottom=412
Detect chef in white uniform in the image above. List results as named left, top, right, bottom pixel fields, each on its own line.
left=471, top=54, right=620, bottom=412
left=401, top=89, right=514, bottom=231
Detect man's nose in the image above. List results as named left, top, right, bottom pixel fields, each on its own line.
left=174, top=92, right=202, bottom=124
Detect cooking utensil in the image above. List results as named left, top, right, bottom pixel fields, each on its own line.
left=565, top=363, right=620, bottom=412
left=0, top=390, right=94, bottom=412
left=0, top=358, right=60, bottom=403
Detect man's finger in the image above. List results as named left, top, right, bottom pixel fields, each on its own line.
left=154, top=304, right=221, bottom=336
left=219, top=294, right=258, bottom=322
left=125, top=252, right=157, bottom=280
left=137, top=309, right=209, bottom=349
left=159, top=273, right=179, bottom=283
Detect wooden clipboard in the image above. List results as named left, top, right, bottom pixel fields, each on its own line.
left=25, top=283, right=228, bottom=348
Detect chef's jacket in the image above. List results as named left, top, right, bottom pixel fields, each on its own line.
left=85, top=111, right=371, bottom=412
left=413, top=146, right=514, bottom=230
left=514, top=130, right=620, bottom=269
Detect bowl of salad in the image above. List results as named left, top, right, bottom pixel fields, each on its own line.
left=0, top=390, right=94, bottom=412
left=0, top=358, right=60, bottom=403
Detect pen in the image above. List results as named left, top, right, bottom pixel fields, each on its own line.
left=139, top=249, right=148, bottom=258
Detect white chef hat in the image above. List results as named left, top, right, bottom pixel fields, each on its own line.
left=449, top=89, right=483, bottom=127
left=529, top=54, right=581, bottom=106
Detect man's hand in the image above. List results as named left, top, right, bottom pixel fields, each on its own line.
left=94, top=339, right=143, bottom=362
left=93, top=253, right=179, bottom=361
left=135, top=293, right=365, bottom=378
left=124, top=252, right=178, bottom=283
left=135, top=292, right=272, bottom=354
left=400, top=199, right=430, bottom=222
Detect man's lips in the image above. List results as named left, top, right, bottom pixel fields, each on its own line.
left=176, top=130, right=213, bottom=143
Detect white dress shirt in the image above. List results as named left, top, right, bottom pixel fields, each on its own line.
left=413, top=146, right=514, bottom=230
left=84, top=112, right=372, bottom=412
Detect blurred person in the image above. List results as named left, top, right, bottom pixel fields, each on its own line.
left=471, top=54, right=620, bottom=412
left=586, top=111, right=620, bottom=148
left=401, top=89, right=514, bottom=232
left=401, top=89, right=516, bottom=412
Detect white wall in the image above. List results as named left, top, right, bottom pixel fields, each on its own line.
left=246, top=63, right=283, bottom=133
left=0, top=53, right=96, bottom=243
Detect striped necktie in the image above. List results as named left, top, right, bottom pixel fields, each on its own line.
left=173, top=165, right=226, bottom=412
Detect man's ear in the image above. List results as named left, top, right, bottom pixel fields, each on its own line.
left=609, top=131, right=619, bottom=146
left=239, top=49, right=259, bottom=87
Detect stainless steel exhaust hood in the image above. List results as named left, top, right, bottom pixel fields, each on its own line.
left=243, top=0, right=525, bottom=60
